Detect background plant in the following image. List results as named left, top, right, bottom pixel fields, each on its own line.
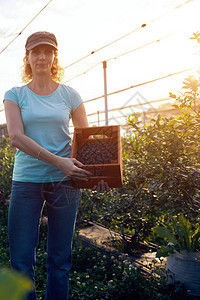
left=155, top=214, right=200, bottom=257
left=0, top=136, right=15, bottom=226
left=78, top=71, right=200, bottom=252
left=0, top=221, right=190, bottom=300
left=0, top=268, right=33, bottom=300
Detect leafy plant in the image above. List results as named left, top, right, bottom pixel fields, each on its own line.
left=0, top=268, right=33, bottom=300
left=124, top=109, right=200, bottom=214
left=0, top=136, right=15, bottom=203
left=0, top=136, right=16, bottom=226
left=155, top=214, right=200, bottom=258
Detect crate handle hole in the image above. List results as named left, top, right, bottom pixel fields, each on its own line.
left=90, top=134, right=108, bottom=139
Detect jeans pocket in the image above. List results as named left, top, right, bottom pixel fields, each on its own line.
left=62, top=187, right=80, bottom=207
left=45, top=182, right=80, bottom=209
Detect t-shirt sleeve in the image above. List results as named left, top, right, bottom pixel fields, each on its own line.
left=69, top=87, right=83, bottom=112
left=3, top=87, right=19, bottom=106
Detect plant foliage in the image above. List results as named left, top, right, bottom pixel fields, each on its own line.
left=155, top=214, right=200, bottom=257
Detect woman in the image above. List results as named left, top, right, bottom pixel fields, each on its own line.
left=3, top=31, right=109, bottom=300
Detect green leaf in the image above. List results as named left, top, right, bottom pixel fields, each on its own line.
left=172, top=104, right=179, bottom=109
left=169, top=92, right=177, bottom=99
left=176, top=215, right=192, bottom=251
left=191, top=227, right=200, bottom=251
left=0, top=268, right=33, bottom=300
left=156, top=245, right=175, bottom=258
left=154, top=227, right=177, bottom=245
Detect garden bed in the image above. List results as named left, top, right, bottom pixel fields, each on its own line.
left=78, top=220, right=166, bottom=277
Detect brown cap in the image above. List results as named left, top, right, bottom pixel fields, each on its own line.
left=25, top=31, right=58, bottom=50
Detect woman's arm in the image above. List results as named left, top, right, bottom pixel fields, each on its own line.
left=71, top=103, right=89, bottom=128
left=4, top=100, right=91, bottom=181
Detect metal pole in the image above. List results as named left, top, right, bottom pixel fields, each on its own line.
left=97, top=110, right=100, bottom=126
left=103, top=61, right=108, bottom=126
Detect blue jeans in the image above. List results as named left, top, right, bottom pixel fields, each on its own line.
left=8, top=180, right=80, bottom=300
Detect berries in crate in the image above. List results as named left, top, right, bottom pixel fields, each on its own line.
left=70, top=125, right=123, bottom=188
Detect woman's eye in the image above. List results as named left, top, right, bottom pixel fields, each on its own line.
left=45, top=50, right=53, bottom=54
left=32, top=50, right=39, bottom=54
left=31, top=48, right=53, bottom=55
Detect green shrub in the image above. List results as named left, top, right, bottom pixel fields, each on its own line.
left=123, top=108, right=200, bottom=215
left=77, top=75, right=200, bottom=252
left=0, top=136, right=15, bottom=226
left=0, top=136, right=15, bottom=203
left=155, top=214, right=200, bottom=257
left=0, top=268, right=33, bottom=300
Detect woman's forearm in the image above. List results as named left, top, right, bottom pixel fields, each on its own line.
left=11, top=133, right=92, bottom=181
left=11, top=133, right=61, bottom=168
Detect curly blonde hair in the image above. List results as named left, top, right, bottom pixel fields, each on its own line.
left=21, top=49, right=64, bottom=83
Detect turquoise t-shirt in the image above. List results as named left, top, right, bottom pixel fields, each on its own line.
left=3, top=84, right=83, bottom=183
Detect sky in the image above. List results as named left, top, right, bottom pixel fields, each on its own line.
left=0, top=0, right=200, bottom=133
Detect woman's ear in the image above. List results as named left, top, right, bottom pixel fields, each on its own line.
left=26, top=56, right=30, bottom=64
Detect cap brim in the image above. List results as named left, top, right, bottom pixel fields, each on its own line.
left=26, top=41, right=57, bottom=50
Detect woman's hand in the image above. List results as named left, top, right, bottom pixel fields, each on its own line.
left=93, top=179, right=110, bottom=192
left=56, top=157, right=92, bottom=181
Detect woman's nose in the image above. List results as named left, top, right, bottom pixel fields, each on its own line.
left=39, top=52, right=45, bottom=59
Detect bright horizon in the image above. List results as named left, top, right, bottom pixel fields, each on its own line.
left=0, top=0, right=200, bottom=128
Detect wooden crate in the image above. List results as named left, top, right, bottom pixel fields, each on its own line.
left=70, top=125, right=123, bottom=188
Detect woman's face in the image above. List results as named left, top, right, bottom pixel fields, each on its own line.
left=26, top=44, right=55, bottom=77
